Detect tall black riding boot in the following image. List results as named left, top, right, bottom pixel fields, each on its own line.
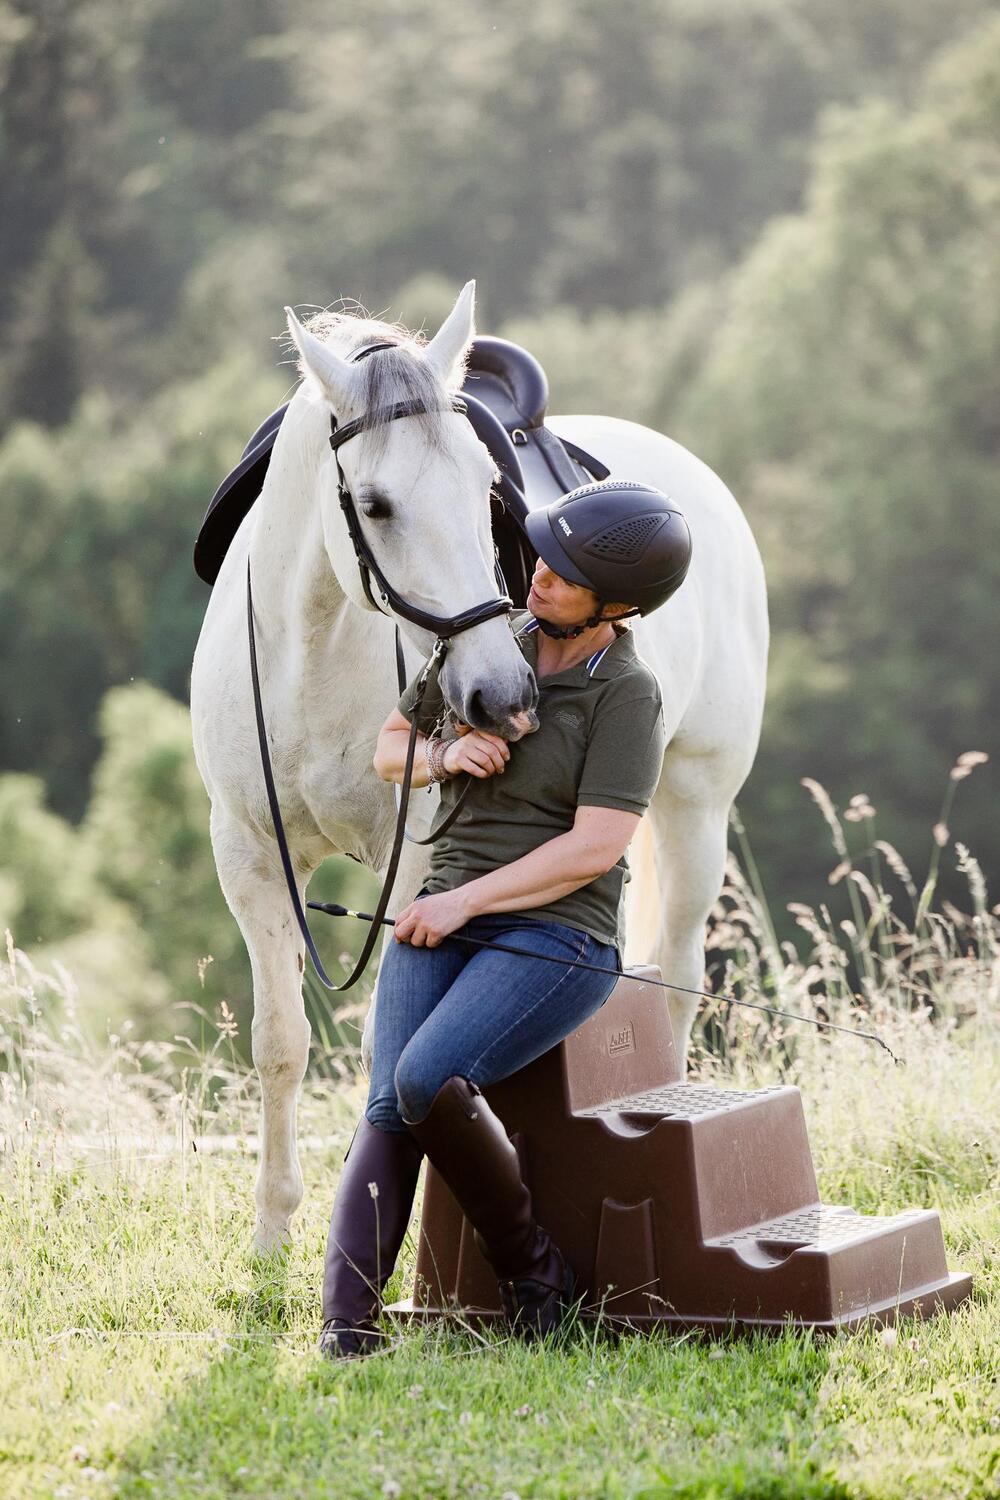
left=402, top=1076, right=576, bottom=1340
left=318, top=1115, right=425, bottom=1360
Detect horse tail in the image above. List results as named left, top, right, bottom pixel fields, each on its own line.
left=623, top=813, right=661, bottom=967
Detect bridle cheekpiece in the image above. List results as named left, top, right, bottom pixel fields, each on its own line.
left=327, top=339, right=514, bottom=639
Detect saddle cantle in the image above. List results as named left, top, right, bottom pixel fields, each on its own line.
left=193, top=335, right=609, bottom=599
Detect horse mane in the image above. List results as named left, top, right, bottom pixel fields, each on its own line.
left=290, top=304, right=464, bottom=466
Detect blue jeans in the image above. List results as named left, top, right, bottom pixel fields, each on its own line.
left=366, top=902, right=621, bottom=1132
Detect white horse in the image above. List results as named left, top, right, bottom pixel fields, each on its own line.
left=190, top=281, right=768, bottom=1250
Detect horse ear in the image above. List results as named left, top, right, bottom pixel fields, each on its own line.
left=285, top=307, right=357, bottom=413
left=423, top=280, right=476, bottom=387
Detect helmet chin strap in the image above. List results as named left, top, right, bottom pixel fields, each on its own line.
left=533, top=603, right=640, bottom=639
left=534, top=608, right=607, bottom=640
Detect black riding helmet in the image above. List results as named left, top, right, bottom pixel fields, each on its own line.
left=523, top=480, right=692, bottom=638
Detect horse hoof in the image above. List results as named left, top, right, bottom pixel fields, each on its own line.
left=253, top=1217, right=292, bottom=1255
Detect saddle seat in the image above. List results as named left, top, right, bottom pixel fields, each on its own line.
left=193, top=335, right=608, bottom=601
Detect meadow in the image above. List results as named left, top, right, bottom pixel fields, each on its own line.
left=2, top=775, right=998, bottom=1500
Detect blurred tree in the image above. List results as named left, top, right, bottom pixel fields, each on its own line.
left=81, top=681, right=251, bottom=1011
left=280, top=0, right=994, bottom=317
left=672, top=16, right=1000, bottom=913
left=2, top=0, right=995, bottom=418
left=0, top=775, right=105, bottom=945
left=79, top=680, right=379, bottom=1051
left=2, top=0, right=999, bottom=959
left=0, top=355, right=283, bottom=815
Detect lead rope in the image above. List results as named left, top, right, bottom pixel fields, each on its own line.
left=247, top=556, right=442, bottom=991
left=306, top=902, right=901, bottom=1063
left=391, top=625, right=475, bottom=846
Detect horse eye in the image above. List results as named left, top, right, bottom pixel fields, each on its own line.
left=360, top=493, right=392, bottom=521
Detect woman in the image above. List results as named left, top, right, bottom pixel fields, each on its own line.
left=320, top=479, right=692, bottom=1358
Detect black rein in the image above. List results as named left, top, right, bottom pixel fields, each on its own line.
left=246, top=339, right=515, bottom=990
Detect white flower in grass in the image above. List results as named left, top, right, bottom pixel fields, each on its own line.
left=382, top=1481, right=402, bottom=1498
left=950, top=751, right=988, bottom=782
left=880, top=1326, right=898, bottom=1348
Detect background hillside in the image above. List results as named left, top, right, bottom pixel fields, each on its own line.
left=1, top=0, right=996, bottom=1050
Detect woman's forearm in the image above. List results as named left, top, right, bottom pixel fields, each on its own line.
left=458, top=829, right=611, bottom=918
left=373, top=728, right=432, bottom=788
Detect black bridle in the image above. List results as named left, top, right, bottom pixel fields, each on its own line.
left=246, top=339, right=516, bottom=992
left=328, top=349, right=514, bottom=638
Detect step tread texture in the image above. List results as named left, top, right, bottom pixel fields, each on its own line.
left=708, top=1202, right=929, bottom=1250
left=574, top=1082, right=787, bottom=1119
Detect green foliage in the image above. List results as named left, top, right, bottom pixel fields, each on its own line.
left=672, top=17, right=1000, bottom=911
left=3, top=0, right=994, bottom=425
left=0, top=775, right=102, bottom=944
left=0, top=678, right=378, bottom=1051
left=0, top=355, right=283, bottom=816
left=1, top=0, right=998, bottom=980
left=81, top=681, right=249, bottom=1014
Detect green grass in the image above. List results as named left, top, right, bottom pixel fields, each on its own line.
left=1, top=1128, right=996, bottom=1500
left=2, top=776, right=999, bottom=1498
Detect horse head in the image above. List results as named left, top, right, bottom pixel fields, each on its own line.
left=285, top=282, right=538, bottom=740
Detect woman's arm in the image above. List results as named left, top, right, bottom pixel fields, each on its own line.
left=373, top=707, right=510, bottom=786
left=393, top=805, right=641, bottom=946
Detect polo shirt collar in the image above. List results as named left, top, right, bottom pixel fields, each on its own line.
left=515, top=614, right=637, bottom=682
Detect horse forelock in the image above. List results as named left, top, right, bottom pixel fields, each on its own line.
left=297, top=307, right=459, bottom=468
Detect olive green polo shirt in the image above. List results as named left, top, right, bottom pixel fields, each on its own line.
left=396, top=610, right=666, bottom=954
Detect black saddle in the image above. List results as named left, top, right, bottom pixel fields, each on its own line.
left=193, top=335, right=608, bottom=607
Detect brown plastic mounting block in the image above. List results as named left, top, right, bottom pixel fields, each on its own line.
left=385, top=967, right=972, bottom=1334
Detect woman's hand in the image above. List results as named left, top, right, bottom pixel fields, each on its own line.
left=394, top=889, right=475, bottom=947
left=443, top=722, right=510, bottom=779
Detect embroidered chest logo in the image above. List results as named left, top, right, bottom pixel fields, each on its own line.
left=553, top=708, right=584, bottom=731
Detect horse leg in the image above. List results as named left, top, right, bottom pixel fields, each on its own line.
left=644, top=784, right=731, bottom=1074
left=211, top=811, right=313, bottom=1251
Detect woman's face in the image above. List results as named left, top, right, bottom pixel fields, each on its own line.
left=527, top=556, right=602, bottom=628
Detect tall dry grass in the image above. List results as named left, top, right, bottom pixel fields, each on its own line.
left=1, top=757, right=996, bottom=1217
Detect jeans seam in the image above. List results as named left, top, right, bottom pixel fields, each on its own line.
left=464, top=927, right=592, bottom=1081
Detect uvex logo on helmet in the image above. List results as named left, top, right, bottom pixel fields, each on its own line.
left=524, top=480, right=693, bottom=619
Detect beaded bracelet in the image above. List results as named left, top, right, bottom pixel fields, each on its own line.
left=425, top=736, right=450, bottom=784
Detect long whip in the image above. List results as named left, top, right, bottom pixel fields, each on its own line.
left=306, top=901, right=901, bottom=1063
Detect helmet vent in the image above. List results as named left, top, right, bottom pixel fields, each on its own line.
left=584, top=514, right=664, bottom=563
